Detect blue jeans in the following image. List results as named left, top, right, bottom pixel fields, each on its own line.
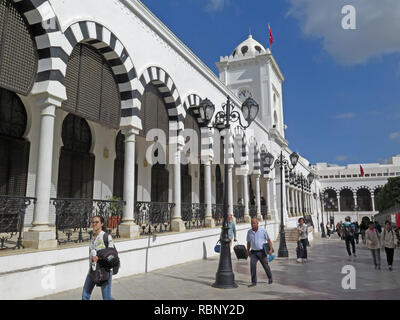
left=82, top=270, right=114, bottom=300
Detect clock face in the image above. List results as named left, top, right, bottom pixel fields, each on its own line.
left=238, top=88, right=252, bottom=101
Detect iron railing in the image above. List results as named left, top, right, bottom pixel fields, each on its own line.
left=135, top=201, right=175, bottom=235
left=233, top=205, right=245, bottom=223
left=0, top=195, right=36, bottom=250
left=51, top=198, right=124, bottom=244
left=212, top=204, right=224, bottom=226
left=181, top=203, right=206, bottom=229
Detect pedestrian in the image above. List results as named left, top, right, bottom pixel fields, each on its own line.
left=382, top=221, right=397, bottom=271
left=296, top=217, right=308, bottom=263
left=227, top=213, right=237, bottom=248
left=246, top=218, right=273, bottom=287
left=82, top=215, right=115, bottom=300
left=326, top=222, right=331, bottom=238
left=365, top=221, right=381, bottom=270
left=341, top=216, right=357, bottom=259
left=360, top=220, right=368, bottom=244
left=336, top=221, right=343, bottom=238
left=260, top=197, right=266, bottom=206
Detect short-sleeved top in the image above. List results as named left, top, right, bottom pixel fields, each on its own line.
left=247, top=227, right=270, bottom=251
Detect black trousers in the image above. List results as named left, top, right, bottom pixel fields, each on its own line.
left=345, top=236, right=356, bottom=256
left=250, top=250, right=272, bottom=284
left=297, top=239, right=308, bottom=259
left=385, top=247, right=394, bottom=266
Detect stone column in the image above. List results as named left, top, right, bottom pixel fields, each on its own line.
left=265, top=178, right=271, bottom=220
left=371, top=194, right=376, bottom=212
left=285, top=187, right=290, bottom=217
left=337, top=195, right=341, bottom=212
left=172, top=145, right=185, bottom=232
left=119, top=128, right=140, bottom=238
left=204, top=161, right=215, bottom=228
left=255, top=174, right=263, bottom=221
left=270, top=177, right=278, bottom=220
left=243, top=174, right=250, bottom=222
left=290, top=188, right=295, bottom=217
left=23, top=104, right=58, bottom=249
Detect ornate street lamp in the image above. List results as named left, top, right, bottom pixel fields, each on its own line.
left=264, top=151, right=299, bottom=257
left=199, top=95, right=259, bottom=288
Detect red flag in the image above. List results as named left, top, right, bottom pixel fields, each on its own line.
left=268, top=24, right=273, bottom=46
left=360, top=165, right=365, bottom=177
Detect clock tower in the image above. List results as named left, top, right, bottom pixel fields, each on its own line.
left=216, top=34, right=286, bottom=138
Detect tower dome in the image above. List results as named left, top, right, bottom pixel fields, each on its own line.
left=232, top=34, right=266, bottom=58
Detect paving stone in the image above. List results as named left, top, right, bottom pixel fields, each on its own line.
left=37, top=235, right=400, bottom=300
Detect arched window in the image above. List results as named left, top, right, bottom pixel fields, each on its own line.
left=62, top=44, right=121, bottom=128
left=324, top=189, right=338, bottom=211
left=113, top=131, right=125, bottom=199
left=340, top=189, right=353, bottom=211
left=357, top=188, right=372, bottom=211
left=181, top=164, right=192, bottom=204
left=57, top=114, right=94, bottom=199
left=0, top=87, right=29, bottom=196
left=139, top=83, right=169, bottom=140
left=0, top=0, right=37, bottom=95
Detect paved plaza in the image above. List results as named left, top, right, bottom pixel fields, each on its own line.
left=38, top=235, right=400, bottom=300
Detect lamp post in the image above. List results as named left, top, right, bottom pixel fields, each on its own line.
left=318, top=192, right=326, bottom=238
left=199, top=95, right=259, bottom=289
left=264, top=150, right=299, bottom=257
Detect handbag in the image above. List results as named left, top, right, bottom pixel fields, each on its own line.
left=214, top=240, right=221, bottom=253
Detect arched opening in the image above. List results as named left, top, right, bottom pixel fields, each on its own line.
left=273, top=111, right=278, bottom=128
left=181, top=164, right=192, bottom=204
left=62, top=43, right=121, bottom=129
left=57, top=114, right=94, bottom=199
left=357, top=188, right=372, bottom=211
left=324, top=189, right=338, bottom=211
left=0, top=87, right=30, bottom=196
left=0, top=0, right=38, bottom=96
left=340, top=189, right=353, bottom=211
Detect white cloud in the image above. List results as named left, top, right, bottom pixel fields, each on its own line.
left=205, top=0, right=230, bottom=12
left=335, top=155, right=348, bottom=162
left=334, top=113, right=356, bottom=119
left=389, top=132, right=400, bottom=140
left=287, top=0, right=400, bottom=65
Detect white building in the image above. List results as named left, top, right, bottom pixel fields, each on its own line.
left=316, top=155, right=400, bottom=224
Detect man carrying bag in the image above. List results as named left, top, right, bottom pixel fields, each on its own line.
left=246, top=218, right=274, bottom=287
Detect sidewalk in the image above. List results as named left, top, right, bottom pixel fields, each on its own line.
left=37, top=235, right=400, bottom=300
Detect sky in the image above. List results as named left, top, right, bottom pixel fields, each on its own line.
left=140, top=0, right=400, bottom=166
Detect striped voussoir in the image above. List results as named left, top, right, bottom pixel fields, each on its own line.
left=252, top=141, right=261, bottom=175
left=63, top=21, right=140, bottom=126
left=220, top=131, right=234, bottom=166
left=12, top=0, right=67, bottom=103
left=233, top=130, right=248, bottom=170
left=138, top=66, right=184, bottom=146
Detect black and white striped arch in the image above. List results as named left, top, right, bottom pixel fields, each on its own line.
left=138, top=66, right=185, bottom=144
left=13, top=0, right=67, bottom=103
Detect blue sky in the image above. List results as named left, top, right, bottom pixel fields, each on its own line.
left=140, top=0, right=400, bottom=166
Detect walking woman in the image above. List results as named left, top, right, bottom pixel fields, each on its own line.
left=82, top=215, right=114, bottom=300
left=296, top=218, right=308, bottom=263
left=365, top=221, right=381, bottom=270
left=382, top=221, right=397, bottom=271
